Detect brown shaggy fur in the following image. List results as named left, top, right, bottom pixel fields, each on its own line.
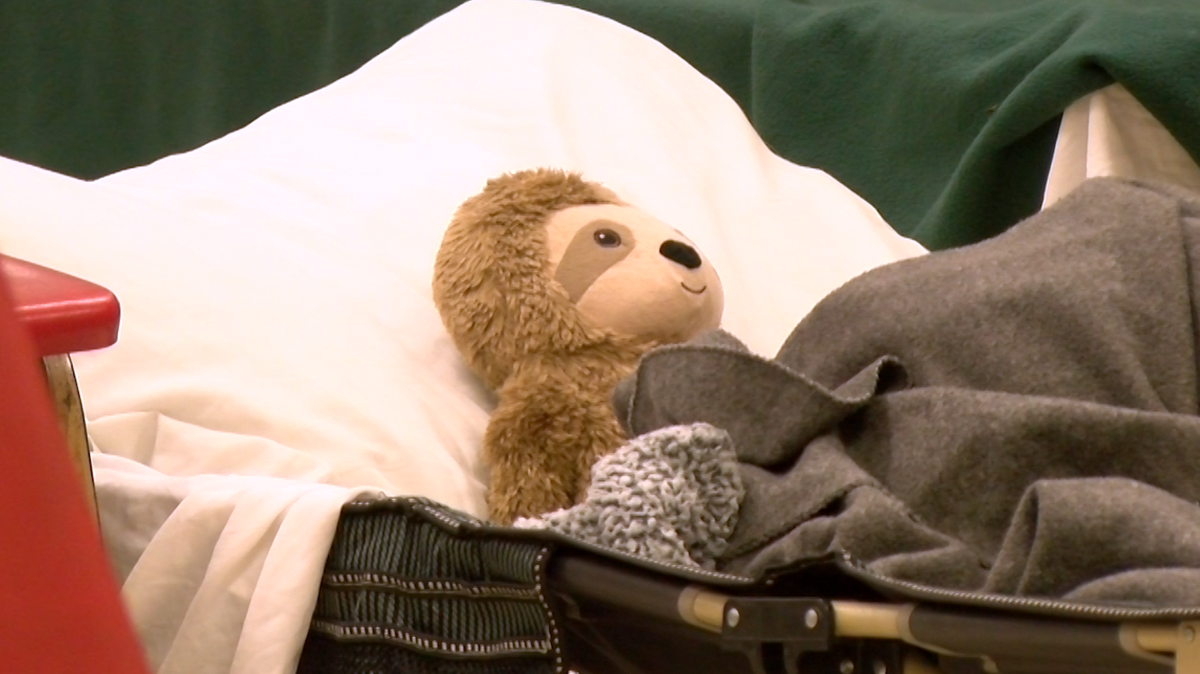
left=433, top=169, right=661, bottom=523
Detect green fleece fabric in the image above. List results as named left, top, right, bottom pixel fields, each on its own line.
left=0, top=0, right=465, bottom=182
left=2, top=0, right=1199, bottom=248
left=747, top=0, right=1200, bottom=247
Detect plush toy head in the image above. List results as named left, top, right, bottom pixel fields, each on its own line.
left=432, top=168, right=723, bottom=522
left=544, top=201, right=723, bottom=346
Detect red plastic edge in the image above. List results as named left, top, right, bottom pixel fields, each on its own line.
left=0, top=258, right=149, bottom=672
left=1, top=255, right=121, bottom=356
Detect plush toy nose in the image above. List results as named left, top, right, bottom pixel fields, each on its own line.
left=660, top=240, right=702, bottom=269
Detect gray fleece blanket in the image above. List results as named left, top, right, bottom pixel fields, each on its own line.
left=599, top=178, right=1200, bottom=608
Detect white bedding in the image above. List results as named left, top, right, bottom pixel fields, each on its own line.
left=0, top=0, right=925, bottom=672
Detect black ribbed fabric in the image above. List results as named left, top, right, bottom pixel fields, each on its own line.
left=299, top=498, right=563, bottom=674
left=298, top=635, right=555, bottom=674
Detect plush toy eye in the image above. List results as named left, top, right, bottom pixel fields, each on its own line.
left=593, top=228, right=622, bottom=247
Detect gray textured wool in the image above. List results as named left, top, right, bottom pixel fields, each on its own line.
left=614, top=178, right=1200, bottom=607
left=515, top=423, right=742, bottom=569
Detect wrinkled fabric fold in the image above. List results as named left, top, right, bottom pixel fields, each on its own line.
left=616, top=178, right=1200, bottom=606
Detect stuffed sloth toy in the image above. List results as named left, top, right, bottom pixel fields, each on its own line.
left=433, top=168, right=724, bottom=523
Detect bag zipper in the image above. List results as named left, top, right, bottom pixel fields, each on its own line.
left=835, top=552, right=1200, bottom=621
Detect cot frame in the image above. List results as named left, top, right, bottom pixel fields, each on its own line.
left=551, top=553, right=1192, bottom=674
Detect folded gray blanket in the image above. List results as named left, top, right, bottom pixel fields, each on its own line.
left=597, top=178, right=1200, bottom=607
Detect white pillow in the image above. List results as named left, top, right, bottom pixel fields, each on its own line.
left=0, top=0, right=923, bottom=517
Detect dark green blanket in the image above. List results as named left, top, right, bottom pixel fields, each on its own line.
left=3, top=0, right=1199, bottom=248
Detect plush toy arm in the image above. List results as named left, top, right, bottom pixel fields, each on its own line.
left=484, top=360, right=627, bottom=524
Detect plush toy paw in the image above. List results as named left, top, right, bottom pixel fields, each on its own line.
left=483, top=358, right=630, bottom=523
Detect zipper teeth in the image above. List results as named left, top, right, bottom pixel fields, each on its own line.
left=341, top=497, right=1200, bottom=620
left=838, top=555, right=1200, bottom=621
left=309, top=619, right=552, bottom=656
left=323, top=572, right=539, bottom=599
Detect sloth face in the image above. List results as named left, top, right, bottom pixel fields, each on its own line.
left=544, top=203, right=723, bottom=343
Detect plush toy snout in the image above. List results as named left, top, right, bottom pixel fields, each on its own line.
left=545, top=203, right=724, bottom=343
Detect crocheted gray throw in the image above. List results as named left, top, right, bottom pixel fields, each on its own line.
left=515, top=423, right=743, bottom=570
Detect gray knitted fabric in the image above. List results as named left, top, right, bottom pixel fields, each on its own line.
left=515, top=423, right=743, bottom=569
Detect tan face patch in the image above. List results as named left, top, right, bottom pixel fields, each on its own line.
left=554, top=219, right=636, bottom=303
